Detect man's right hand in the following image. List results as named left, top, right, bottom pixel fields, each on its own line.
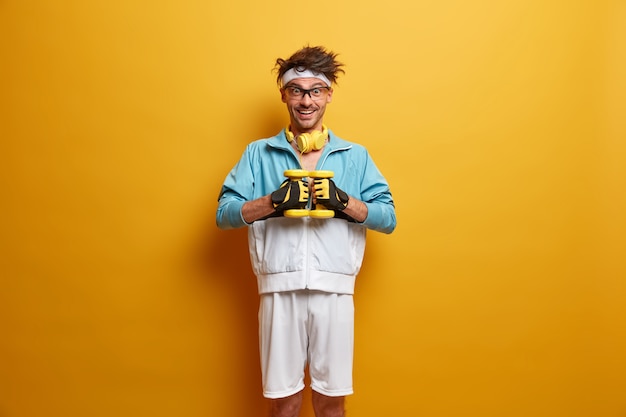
left=271, top=179, right=309, bottom=212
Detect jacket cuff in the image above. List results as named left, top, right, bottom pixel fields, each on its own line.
left=361, top=202, right=396, bottom=234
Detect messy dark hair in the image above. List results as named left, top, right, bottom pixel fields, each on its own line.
left=274, top=45, right=345, bottom=86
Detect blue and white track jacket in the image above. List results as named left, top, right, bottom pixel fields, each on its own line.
left=216, top=129, right=396, bottom=294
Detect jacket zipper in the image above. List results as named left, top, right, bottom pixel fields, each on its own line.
left=304, top=217, right=310, bottom=289
left=270, top=140, right=352, bottom=290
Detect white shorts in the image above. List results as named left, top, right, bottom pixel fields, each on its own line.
left=258, top=290, right=354, bottom=399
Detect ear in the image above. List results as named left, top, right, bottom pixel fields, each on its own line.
left=326, top=88, right=333, bottom=103
left=280, top=88, right=287, bottom=103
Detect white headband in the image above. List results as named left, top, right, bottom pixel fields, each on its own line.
left=281, top=68, right=332, bottom=87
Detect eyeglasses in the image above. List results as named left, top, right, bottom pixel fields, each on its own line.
left=283, top=85, right=331, bottom=100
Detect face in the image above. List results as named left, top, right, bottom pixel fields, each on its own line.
left=281, top=77, right=333, bottom=135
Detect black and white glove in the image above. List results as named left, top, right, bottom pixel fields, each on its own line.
left=313, top=178, right=349, bottom=211
left=271, top=179, right=309, bottom=212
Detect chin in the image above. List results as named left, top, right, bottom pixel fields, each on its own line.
left=297, top=119, right=319, bottom=130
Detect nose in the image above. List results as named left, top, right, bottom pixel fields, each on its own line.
left=299, top=92, right=314, bottom=104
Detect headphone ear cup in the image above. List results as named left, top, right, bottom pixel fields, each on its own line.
left=296, top=133, right=312, bottom=153
left=310, top=131, right=326, bottom=151
left=288, top=125, right=329, bottom=153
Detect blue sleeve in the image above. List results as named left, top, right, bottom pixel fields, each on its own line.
left=359, top=153, right=396, bottom=234
left=216, top=147, right=254, bottom=230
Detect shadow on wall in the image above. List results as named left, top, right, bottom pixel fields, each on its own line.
left=188, top=108, right=287, bottom=415
left=193, top=218, right=268, bottom=414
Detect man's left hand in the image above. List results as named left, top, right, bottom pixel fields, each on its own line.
left=313, top=178, right=349, bottom=211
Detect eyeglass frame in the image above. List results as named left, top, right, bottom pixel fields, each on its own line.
left=281, top=85, right=332, bottom=100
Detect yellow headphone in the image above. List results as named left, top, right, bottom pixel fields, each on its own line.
left=285, top=125, right=329, bottom=153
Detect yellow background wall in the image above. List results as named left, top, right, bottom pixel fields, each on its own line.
left=1, top=1, right=624, bottom=416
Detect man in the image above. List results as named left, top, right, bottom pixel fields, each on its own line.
left=216, top=45, right=396, bottom=417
